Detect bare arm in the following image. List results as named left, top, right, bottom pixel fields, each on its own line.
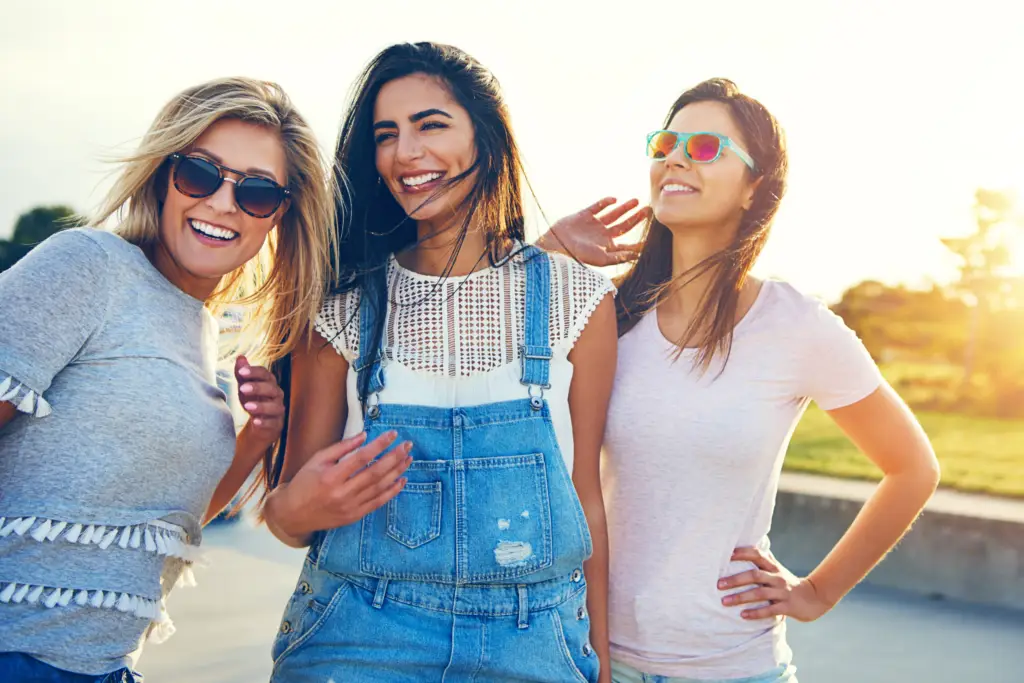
left=805, top=383, right=940, bottom=604
left=723, top=382, right=940, bottom=621
left=204, top=422, right=274, bottom=524
left=279, top=331, right=350, bottom=484
left=263, top=330, right=350, bottom=546
left=204, top=357, right=287, bottom=524
left=567, top=294, right=617, bottom=683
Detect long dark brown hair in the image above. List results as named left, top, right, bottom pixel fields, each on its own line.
left=261, top=42, right=533, bottom=494
left=328, top=42, right=530, bottom=405
left=616, top=78, right=788, bottom=370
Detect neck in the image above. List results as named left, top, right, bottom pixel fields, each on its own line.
left=148, top=241, right=218, bottom=302
left=397, top=211, right=501, bottom=277
left=659, top=222, right=733, bottom=321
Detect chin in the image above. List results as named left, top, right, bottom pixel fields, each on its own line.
left=404, top=199, right=450, bottom=222
left=653, top=208, right=691, bottom=227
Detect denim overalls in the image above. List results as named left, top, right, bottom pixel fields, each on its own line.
left=271, top=248, right=598, bottom=682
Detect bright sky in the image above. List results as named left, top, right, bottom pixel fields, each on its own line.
left=2, top=0, right=1022, bottom=301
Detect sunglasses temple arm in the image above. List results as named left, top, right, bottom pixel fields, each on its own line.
left=727, top=141, right=757, bottom=171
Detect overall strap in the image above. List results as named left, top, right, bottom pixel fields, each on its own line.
left=519, top=246, right=552, bottom=408
left=354, top=266, right=388, bottom=418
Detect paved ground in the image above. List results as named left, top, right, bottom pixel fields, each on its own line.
left=139, top=517, right=1023, bottom=683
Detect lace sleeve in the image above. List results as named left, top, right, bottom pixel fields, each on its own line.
left=547, top=254, right=616, bottom=351
left=313, top=289, right=361, bottom=363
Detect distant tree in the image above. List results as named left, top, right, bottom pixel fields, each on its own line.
left=941, top=188, right=1023, bottom=384
left=1, top=205, right=80, bottom=272
left=833, top=280, right=966, bottom=363
left=11, top=205, right=79, bottom=244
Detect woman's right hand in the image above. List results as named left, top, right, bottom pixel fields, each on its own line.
left=265, top=431, right=412, bottom=545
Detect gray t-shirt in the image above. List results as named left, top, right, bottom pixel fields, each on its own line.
left=0, top=228, right=237, bottom=674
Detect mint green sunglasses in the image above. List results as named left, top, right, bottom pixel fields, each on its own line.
left=646, top=130, right=756, bottom=171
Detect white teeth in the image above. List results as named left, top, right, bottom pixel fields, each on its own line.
left=663, top=184, right=696, bottom=193
left=401, top=172, right=443, bottom=187
left=190, top=220, right=238, bottom=241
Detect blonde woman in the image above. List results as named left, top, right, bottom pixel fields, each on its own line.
left=0, top=78, right=341, bottom=682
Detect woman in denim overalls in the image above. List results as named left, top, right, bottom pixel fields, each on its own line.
left=261, top=42, right=617, bottom=682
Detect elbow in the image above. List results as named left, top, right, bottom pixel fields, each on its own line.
left=901, top=448, right=941, bottom=500
left=923, top=453, right=942, bottom=492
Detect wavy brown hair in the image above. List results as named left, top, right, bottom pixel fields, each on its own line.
left=616, top=78, right=788, bottom=370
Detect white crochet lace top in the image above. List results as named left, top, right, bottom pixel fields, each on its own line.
left=314, top=247, right=615, bottom=473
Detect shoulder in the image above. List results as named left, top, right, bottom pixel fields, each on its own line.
left=66, top=227, right=149, bottom=264
left=30, top=227, right=114, bottom=264
left=0, top=228, right=120, bottom=297
left=543, top=250, right=615, bottom=296
left=314, top=287, right=361, bottom=362
left=752, top=279, right=842, bottom=331
left=538, top=251, right=615, bottom=348
left=754, top=279, right=872, bottom=361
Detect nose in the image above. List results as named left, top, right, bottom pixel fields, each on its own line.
left=395, top=131, right=425, bottom=165
left=664, top=141, right=691, bottom=170
left=205, top=176, right=239, bottom=214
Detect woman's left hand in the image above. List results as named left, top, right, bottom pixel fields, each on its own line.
left=235, top=355, right=285, bottom=444
left=718, top=546, right=833, bottom=623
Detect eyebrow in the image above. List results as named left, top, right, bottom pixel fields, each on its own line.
left=191, top=147, right=280, bottom=182
left=373, top=108, right=454, bottom=131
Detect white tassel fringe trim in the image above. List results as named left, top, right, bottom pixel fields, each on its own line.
left=0, top=580, right=177, bottom=643
left=0, top=516, right=200, bottom=562
left=0, top=375, right=52, bottom=417
left=0, top=581, right=163, bottom=620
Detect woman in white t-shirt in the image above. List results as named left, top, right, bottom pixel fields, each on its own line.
left=541, top=78, right=940, bottom=682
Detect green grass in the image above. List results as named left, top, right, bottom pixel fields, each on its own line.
left=786, top=404, right=1024, bottom=499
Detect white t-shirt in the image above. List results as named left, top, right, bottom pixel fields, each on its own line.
left=314, top=248, right=614, bottom=474
left=603, top=280, right=882, bottom=679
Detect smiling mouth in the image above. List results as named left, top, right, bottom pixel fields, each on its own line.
left=399, top=171, right=446, bottom=192
left=661, top=183, right=698, bottom=195
left=189, top=219, right=239, bottom=241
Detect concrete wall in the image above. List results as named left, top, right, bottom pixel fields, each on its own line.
left=771, top=473, right=1024, bottom=611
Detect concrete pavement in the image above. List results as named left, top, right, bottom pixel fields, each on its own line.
left=140, top=517, right=1024, bottom=683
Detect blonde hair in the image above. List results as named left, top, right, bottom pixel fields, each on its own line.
left=92, top=77, right=338, bottom=364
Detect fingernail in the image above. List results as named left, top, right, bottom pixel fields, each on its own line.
left=238, top=367, right=251, bottom=377
left=742, top=611, right=751, bottom=618
left=240, top=384, right=253, bottom=393
left=718, top=580, right=727, bottom=589
left=253, top=418, right=263, bottom=426
left=245, top=402, right=258, bottom=411
left=722, top=596, right=734, bottom=605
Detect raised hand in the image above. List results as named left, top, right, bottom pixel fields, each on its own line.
left=536, top=197, right=650, bottom=267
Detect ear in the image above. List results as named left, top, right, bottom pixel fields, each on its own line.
left=741, top=175, right=764, bottom=211
left=272, top=197, right=292, bottom=227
